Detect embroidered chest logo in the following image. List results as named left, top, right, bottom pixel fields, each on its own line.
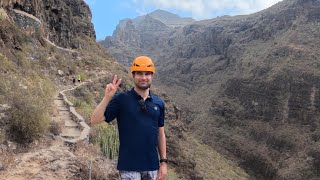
left=154, top=106, right=158, bottom=111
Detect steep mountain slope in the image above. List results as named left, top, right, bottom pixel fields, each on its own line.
left=7, top=0, right=95, bottom=48
left=101, top=10, right=195, bottom=66
left=102, top=0, right=320, bottom=179
left=0, top=1, right=249, bottom=179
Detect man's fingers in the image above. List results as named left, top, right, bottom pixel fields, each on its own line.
left=107, top=75, right=121, bottom=93
left=112, top=75, right=117, bottom=85
left=115, top=78, right=122, bottom=87
left=106, top=84, right=110, bottom=91
left=106, top=83, right=114, bottom=91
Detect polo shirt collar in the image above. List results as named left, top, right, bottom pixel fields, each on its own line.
left=130, top=88, right=154, bottom=100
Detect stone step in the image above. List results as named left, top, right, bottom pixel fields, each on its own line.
left=60, top=127, right=81, bottom=138
left=59, top=111, right=72, bottom=120
left=51, top=116, right=60, bottom=122
left=54, top=99, right=64, bottom=106
left=57, top=107, right=69, bottom=111
left=65, top=119, right=78, bottom=127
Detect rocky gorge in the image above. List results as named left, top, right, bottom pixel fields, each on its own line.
left=102, top=0, right=320, bottom=179
left=0, top=0, right=250, bottom=179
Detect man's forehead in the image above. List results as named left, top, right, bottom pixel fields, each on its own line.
left=135, top=71, right=153, bottom=74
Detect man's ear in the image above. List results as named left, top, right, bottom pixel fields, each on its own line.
left=131, top=72, right=135, bottom=78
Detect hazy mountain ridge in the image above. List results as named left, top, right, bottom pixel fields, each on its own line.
left=102, top=0, right=320, bottom=179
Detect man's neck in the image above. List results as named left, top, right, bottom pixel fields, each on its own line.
left=134, top=87, right=149, bottom=100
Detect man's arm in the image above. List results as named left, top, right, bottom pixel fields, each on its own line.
left=157, top=127, right=167, bottom=180
left=90, top=96, right=112, bottom=124
left=90, top=75, right=121, bottom=125
left=158, top=127, right=166, bottom=159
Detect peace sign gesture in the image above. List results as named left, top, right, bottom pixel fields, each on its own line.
left=105, top=75, right=122, bottom=98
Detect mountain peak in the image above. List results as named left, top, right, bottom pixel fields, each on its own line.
left=149, top=9, right=181, bottom=18
left=147, top=9, right=195, bottom=27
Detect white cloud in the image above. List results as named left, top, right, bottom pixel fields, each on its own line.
left=132, top=0, right=283, bottom=19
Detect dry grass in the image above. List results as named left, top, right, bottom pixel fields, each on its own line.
left=167, top=168, right=181, bottom=180
left=73, top=141, right=119, bottom=179
left=5, top=77, right=54, bottom=143
left=1, top=56, right=55, bottom=144
left=0, top=149, right=15, bottom=171
left=0, top=8, right=8, bottom=21
left=48, top=120, right=62, bottom=136
left=182, top=134, right=249, bottom=180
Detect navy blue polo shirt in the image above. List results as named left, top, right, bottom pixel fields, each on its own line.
left=104, top=88, right=165, bottom=171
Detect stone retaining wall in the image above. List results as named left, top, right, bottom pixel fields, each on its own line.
left=59, top=86, right=90, bottom=144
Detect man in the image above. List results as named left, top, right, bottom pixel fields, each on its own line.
left=77, top=74, right=81, bottom=83
left=91, top=56, right=167, bottom=180
left=72, top=75, right=76, bottom=85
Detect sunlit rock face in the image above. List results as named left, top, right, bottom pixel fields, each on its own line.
left=2, top=0, right=95, bottom=48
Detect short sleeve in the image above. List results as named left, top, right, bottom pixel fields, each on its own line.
left=104, top=93, right=121, bottom=123
left=158, top=100, right=165, bottom=127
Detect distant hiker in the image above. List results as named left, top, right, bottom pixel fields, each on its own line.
left=72, top=76, right=76, bottom=85
left=77, top=74, right=81, bottom=83
left=91, top=56, right=167, bottom=180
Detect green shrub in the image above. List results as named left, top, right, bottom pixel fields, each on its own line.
left=34, top=26, right=42, bottom=40
left=50, top=45, right=57, bottom=53
left=94, top=124, right=119, bottom=160
left=0, top=53, right=15, bottom=72
left=8, top=92, right=49, bottom=143
left=167, top=168, right=180, bottom=180
left=309, top=149, right=320, bottom=175
left=0, top=130, right=5, bottom=144
left=49, top=121, right=62, bottom=136
left=69, top=86, right=94, bottom=122
left=15, top=51, right=31, bottom=69
left=74, top=86, right=94, bottom=105
left=5, top=76, right=54, bottom=144
left=74, top=99, right=93, bottom=122
left=0, top=8, right=8, bottom=21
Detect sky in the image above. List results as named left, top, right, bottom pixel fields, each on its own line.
left=84, top=0, right=283, bottom=41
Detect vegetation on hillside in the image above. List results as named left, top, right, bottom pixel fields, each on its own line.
left=0, top=36, right=55, bottom=144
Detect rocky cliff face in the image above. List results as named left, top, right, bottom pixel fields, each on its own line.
left=103, top=0, right=320, bottom=179
left=100, top=10, right=194, bottom=66
left=2, top=0, right=95, bottom=48
left=0, top=0, right=24, bottom=7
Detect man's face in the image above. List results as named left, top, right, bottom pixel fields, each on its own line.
left=132, top=71, right=154, bottom=90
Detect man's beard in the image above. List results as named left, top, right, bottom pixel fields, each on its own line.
left=135, top=82, right=151, bottom=90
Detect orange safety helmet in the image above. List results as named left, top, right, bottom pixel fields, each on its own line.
left=130, top=56, right=155, bottom=73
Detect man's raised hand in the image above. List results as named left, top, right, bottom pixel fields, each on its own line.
left=105, top=75, right=122, bottom=98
